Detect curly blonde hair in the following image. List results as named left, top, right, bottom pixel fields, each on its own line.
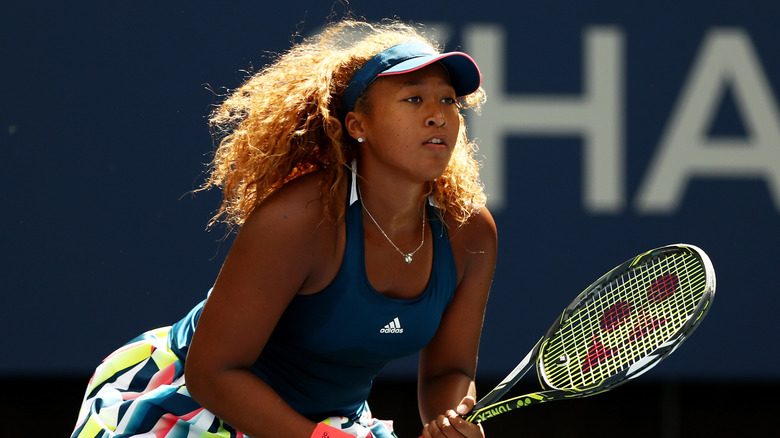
left=203, top=19, right=487, bottom=229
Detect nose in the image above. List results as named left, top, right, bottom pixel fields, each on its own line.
left=425, top=104, right=447, bottom=127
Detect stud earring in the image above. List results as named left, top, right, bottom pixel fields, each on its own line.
left=357, top=137, right=364, bottom=143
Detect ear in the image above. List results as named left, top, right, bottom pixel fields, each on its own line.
left=344, top=111, right=366, bottom=142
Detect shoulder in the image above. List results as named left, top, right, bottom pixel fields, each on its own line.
left=446, top=206, right=498, bottom=258
left=444, top=206, right=497, bottom=285
left=243, top=170, right=340, bottom=231
left=233, top=171, right=346, bottom=284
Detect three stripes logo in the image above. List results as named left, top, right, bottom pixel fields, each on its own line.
left=380, top=317, right=404, bottom=334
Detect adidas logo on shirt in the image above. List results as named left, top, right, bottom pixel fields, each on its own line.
left=380, top=317, right=404, bottom=334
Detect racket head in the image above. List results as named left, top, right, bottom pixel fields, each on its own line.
left=536, top=243, right=716, bottom=394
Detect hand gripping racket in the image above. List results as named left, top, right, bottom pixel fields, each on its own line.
left=467, top=243, right=716, bottom=423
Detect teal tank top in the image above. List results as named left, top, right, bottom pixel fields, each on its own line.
left=171, top=169, right=458, bottom=421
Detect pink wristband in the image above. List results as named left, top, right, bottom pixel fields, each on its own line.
left=310, top=422, right=354, bottom=438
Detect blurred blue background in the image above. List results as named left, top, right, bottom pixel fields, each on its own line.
left=2, top=1, right=778, bottom=436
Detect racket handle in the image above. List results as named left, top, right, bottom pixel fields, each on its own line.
left=472, top=347, right=535, bottom=411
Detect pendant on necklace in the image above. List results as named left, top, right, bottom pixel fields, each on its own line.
left=404, top=254, right=413, bottom=264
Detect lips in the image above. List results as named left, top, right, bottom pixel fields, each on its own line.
left=424, top=136, right=447, bottom=146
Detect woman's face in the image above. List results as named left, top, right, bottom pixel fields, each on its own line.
left=347, top=63, right=461, bottom=183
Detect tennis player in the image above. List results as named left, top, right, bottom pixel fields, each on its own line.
left=71, top=18, right=496, bottom=438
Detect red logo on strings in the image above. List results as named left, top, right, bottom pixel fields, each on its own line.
left=580, top=274, right=678, bottom=372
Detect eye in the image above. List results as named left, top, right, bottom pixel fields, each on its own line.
left=441, top=96, right=456, bottom=104
left=404, top=96, right=422, bottom=103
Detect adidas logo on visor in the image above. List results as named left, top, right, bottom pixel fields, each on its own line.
left=380, top=317, right=404, bottom=334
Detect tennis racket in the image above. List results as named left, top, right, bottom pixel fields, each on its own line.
left=467, top=243, right=715, bottom=423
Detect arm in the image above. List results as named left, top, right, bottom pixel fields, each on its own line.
left=418, top=207, right=497, bottom=437
left=184, top=175, right=343, bottom=438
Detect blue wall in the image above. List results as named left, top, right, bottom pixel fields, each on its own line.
left=2, top=1, right=778, bottom=383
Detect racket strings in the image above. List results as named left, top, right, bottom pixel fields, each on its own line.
left=540, top=250, right=708, bottom=390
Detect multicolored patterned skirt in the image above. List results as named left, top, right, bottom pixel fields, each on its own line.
left=71, top=327, right=397, bottom=438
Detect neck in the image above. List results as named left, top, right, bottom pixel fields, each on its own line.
left=357, top=178, right=427, bottom=235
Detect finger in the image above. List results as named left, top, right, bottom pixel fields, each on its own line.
left=429, top=414, right=450, bottom=437
left=457, top=395, right=476, bottom=416
left=448, top=409, right=484, bottom=438
left=421, top=419, right=439, bottom=438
